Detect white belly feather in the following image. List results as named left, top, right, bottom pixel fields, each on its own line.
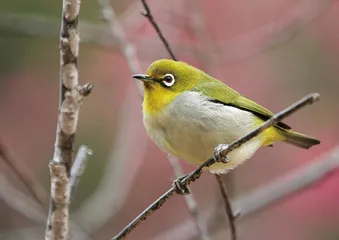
left=143, top=91, right=265, bottom=174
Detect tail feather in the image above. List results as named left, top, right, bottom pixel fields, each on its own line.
left=279, top=130, right=320, bottom=149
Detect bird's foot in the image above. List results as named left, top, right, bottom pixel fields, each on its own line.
left=213, top=144, right=231, bottom=163
left=172, top=174, right=190, bottom=195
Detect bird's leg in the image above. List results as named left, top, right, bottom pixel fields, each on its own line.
left=213, top=144, right=231, bottom=163
left=172, top=173, right=190, bottom=195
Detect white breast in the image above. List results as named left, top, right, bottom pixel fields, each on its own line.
left=143, top=91, right=265, bottom=173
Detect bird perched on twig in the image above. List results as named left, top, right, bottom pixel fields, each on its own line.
left=133, top=59, right=320, bottom=174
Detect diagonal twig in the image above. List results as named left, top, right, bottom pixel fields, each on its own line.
left=0, top=139, right=47, bottom=209
left=154, top=145, right=339, bottom=240
left=168, top=155, right=210, bottom=240
left=140, top=0, right=177, bottom=61
left=0, top=174, right=46, bottom=223
left=112, top=93, right=320, bottom=239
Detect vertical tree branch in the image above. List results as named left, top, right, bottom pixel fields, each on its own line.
left=45, top=0, right=93, bottom=239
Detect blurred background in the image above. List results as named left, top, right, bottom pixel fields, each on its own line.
left=0, top=0, right=339, bottom=239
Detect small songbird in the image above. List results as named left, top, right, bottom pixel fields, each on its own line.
left=133, top=59, right=320, bottom=174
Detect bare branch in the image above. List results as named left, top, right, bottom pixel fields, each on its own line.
left=112, top=93, right=319, bottom=239
left=0, top=174, right=45, bottom=223
left=214, top=174, right=236, bottom=240
left=155, top=146, right=339, bottom=240
left=168, top=156, right=210, bottom=240
left=46, top=0, right=93, bottom=239
left=70, top=145, right=93, bottom=200
left=140, top=0, right=177, bottom=61
left=98, top=0, right=143, bottom=92
left=0, top=139, right=47, bottom=209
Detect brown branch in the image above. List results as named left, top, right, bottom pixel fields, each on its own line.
left=155, top=146, right=339, bottom=240
left=140, top=0, right=177, bottom=61
left=0, top=139, right=47, bottom=209
left=168, top=155, right=210, bottom=240
left=112, top=93, right=320, bottom=239
left=214, top=175, right=236, bottom=240
left=45, top=0, right=93, bottom=239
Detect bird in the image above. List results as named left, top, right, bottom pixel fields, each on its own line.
left=133, top=59, right=320, bottom=175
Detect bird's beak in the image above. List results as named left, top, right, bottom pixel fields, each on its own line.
left=132, top=74, right=153, bottom=82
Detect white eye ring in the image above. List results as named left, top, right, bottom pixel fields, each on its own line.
left=162, top=73, right=175, bottom=87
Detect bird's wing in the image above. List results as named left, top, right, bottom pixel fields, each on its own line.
left=192, top=81, right=291, bottom=129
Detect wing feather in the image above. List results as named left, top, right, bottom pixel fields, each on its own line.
left=192, top=81, right=291, bottom=130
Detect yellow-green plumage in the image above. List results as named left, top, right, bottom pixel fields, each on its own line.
left=134, top=59, right=320, bottom=173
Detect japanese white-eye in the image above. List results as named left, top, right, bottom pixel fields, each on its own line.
left=133, top=59, right=320, bottom=174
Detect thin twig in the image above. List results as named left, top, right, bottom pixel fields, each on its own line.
left=168, top=155, right=210, bottom=240
left=98, top=0, right=143, bottom=92
left=0, top=139, right=47, bottom=209
left=70, top=145, right=93, bottom=200
left=140, top=0, right=177, bottom=61
left=45, top=0, right=93, bottom=239
left=214, top=174, right=236, bottom=240
left=112, top=93, right=320, bottom=239
left=0, top=174, right=45, bottom=223
left=154, top=146, right=339, bottom=240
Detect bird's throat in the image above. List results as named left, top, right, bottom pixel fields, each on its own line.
left=143, top=84, right=180, bottom=116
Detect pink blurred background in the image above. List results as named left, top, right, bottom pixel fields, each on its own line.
left=1, top=0, right=339, bottom=239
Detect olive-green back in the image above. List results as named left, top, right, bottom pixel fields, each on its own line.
left=192, top=77, right=291, bottom=129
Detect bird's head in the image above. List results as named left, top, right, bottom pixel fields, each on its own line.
left=133, top=59, right=205, bottom=115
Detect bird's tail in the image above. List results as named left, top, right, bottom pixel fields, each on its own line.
left=279, top=129, right=320, bottom=149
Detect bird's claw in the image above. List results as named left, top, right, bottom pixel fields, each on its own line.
left=173, top=174, right=190, bottom=195
left=214, top=144, right=231, bottom=163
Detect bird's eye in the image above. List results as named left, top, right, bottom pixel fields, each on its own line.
left=162, top=74, right=175, bottom=87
